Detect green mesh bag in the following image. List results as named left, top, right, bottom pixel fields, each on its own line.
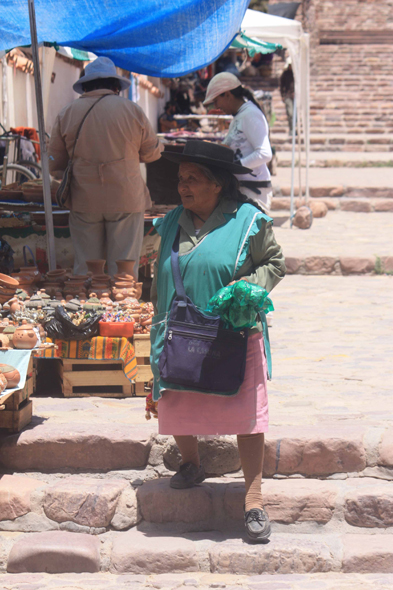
left=206, top=280, right=274, bottom=329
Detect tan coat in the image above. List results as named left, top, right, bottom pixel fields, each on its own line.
left=49, top=89, right=163, bottom=213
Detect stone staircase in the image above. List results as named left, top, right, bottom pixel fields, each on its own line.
left=0, top=414, right=392, bottom=575
left=270, top=45, right=393, bottom=154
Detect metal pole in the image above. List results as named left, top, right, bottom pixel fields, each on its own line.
left=289, top=95, right=297, bottom=228
left=27, top=0, right=56, bottom=270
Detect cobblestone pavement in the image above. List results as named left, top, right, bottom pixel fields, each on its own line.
left=1, top=572, right=393, bottom=590
left=30, top=275, right=393, bottom=431
left=268, top=275, right=393, bottom=428
left=272, top=211, right=393, bottom=258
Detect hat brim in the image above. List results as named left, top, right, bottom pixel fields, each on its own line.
left=73, top=73, right=131, bottom=95
left=161, top=152, right=252, bottom=175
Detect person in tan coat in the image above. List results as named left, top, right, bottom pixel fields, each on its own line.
left=49, top=57, right=163, bottom=277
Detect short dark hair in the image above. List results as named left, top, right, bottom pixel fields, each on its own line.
left=82, top=77, right=122, bottom=93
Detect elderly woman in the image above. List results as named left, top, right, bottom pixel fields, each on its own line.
left=150, top=140, right=285, bottom=542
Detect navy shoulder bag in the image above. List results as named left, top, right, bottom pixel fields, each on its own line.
left=159, top=228, right=248, bottom=394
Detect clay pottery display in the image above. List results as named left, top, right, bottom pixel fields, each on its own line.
left=135, top=283, right=143, bottom=300
left=86, top=260, right=106, bottom=275
left=116, top=260, right=136, bottom=278
left=114, top=280, right=133, bottom=288
left=13, top=324, right=39, bottom=349
left=0, top=334, right=10, bottom=348
left=0, top=364, right=20, bottom=388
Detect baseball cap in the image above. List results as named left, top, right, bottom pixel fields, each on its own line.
left=203, top=72, right=242, bottom=106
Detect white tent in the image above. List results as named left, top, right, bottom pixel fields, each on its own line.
left=241, top=9, right=310, bottom=220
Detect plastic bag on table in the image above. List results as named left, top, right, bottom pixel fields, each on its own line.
left=206, top=280, right=274, bottom=329
left=45, top=306, right=100, bottom=341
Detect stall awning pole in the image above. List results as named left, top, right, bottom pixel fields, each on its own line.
left=27, top=0, right=56, bottom=271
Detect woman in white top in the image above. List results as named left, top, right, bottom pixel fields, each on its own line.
left=204, top=72, right=273, bottom=212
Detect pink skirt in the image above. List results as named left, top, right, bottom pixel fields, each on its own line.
left=158, top=332, right=269, bottom=435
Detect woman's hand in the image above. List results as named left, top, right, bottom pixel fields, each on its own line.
left=227, top=278, right=249, bottom=286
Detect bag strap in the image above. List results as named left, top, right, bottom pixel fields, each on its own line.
left=70, top=94, right=108, bottom=161
left=170, top=226, right=187, bottom=301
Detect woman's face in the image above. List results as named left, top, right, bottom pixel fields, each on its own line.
left=178, top=163, right=221, bottom=217
left=213, top=91, right=235, bottom=115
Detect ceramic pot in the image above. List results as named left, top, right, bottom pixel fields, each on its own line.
left=0, top=273, right=19, bottom=289
left=13, top=324, right=39, bottom=349
left=86, top=260, right=106, bottom=275
left=135, top=283, right=143, bottom=300
left=114, top=273, right=134, bottom=282
left=0, top=363, right=20, bottom=388
left=115, top=260, right=136, bottom=277
left=18, top=266, right=41, bottom=283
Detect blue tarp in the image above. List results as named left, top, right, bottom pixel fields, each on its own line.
left=0, top=0, right=249, bottom=77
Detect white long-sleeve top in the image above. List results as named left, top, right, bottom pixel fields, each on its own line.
left=223, top=100, right=272, bottom=183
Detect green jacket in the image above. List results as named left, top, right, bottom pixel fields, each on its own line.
left=151, top=198, right=286, bottom=332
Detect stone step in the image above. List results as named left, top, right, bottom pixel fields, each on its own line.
left=1, top=417, right=392, bottom=477
left=272, top=194, right=393, bottom=213
left=2, top=529, right=393, bottom=575
left=2, top=473, right=393, bottom=535
left=1, top=572, right=393, bottom=590
left=275, top=150, right=393, bottom=168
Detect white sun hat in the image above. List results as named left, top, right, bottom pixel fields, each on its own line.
left=73, top=56, right=131, bottom=94
left=203, top=72, right=242, bottom=106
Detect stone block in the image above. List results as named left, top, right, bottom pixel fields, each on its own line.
left=110, top=530, right=198, bottom=574
left=0, top=423, right=155, bottom=471
left=292, top=207, right=312, bottom=230
left=284, top=257, right=302, bottom=275
left=329, top=186, right=344, bottom=197
left=373, top=199, right=393, bottom=212
left=209, top=535, right=334, bottom=574
left=295, top=199, right=328, bottom=218
left=381, top=256, right=393, bottom=273
left=42, top=477, right=127, bottom=528
left=340, top=199, right=373, bottom=212
left=7, top=531, right=100, bottom=573
left=0, top=476, right=43, bottom=521
left=321, top=198, right=338, bottom=210
left=111, top=486, right=140, bottom=530
left=263, top=428, right=367, bottom=477
left=304, top=257, right=336, bottom=274
left=379, top=430, right=393, bottom=467
left=270, top=198, right=291, bottom=211
left=137, top=478, right=213, bottom=524
left=309, top=187, right=331, bottom=198
left=224, top=479, right=337, bottom=524
left=339, top=257, right=375, bottom=275
left=345, top=483, right=393, bottom=527
left=343, top=534, right=393, bottom=573
left=163, top=436, right=240, bottom=476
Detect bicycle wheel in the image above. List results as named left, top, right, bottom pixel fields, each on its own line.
left=0, top=163, right=37, bottom=187
left=17, top=160, right=42, bottom=179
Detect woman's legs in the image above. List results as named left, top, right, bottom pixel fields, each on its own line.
left=237, top=433, right=265, bottom=511
left=170, top=435, right=204, bottom=489
left=173, top=435, right=200, bottom=467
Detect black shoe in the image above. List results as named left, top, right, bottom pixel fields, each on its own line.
left=244, top=508, right=271, bottom=542
left=169, top=462, right=206, bottom=489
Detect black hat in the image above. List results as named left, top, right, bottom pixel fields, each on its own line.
left=161, top=140, right=252, bottom=175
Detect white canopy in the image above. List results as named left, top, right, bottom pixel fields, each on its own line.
left=241, top=9, right=310, bottom=211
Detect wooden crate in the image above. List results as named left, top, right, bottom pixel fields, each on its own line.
left=62, top=359, right=134, bottom=398
left=133, top=334, right=152, bottom=397
left=0, top=358, right=34, bottom=432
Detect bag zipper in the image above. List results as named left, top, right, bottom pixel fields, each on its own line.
left=171, top=320, right=218, bottom=331
left=168, top=328, right=245, bottom=341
